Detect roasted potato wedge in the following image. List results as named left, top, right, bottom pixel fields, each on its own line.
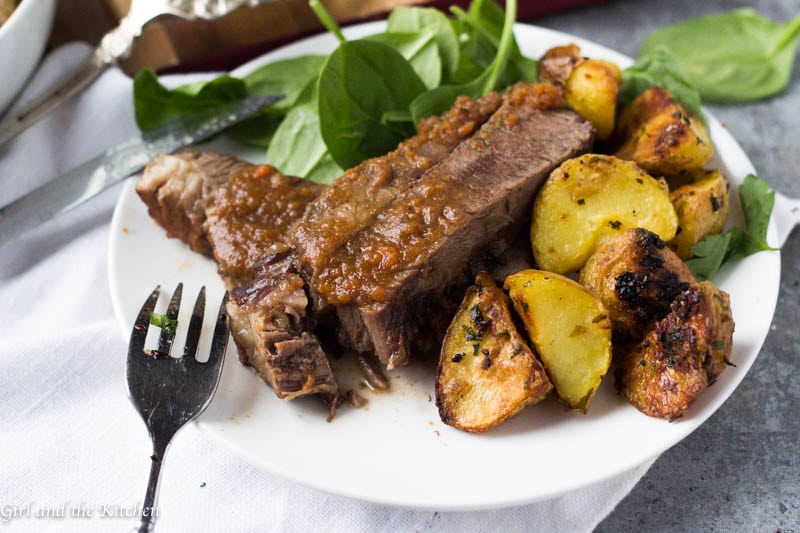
left=436, top=272, right=552, bottom=432
left=668, top=168, right=731, bottom=259
left=531, top=154, right=678, bottom=274
left=616, top=281, right=734, bottom=420
left=615, top=86, right=713, bottom=176
left=564, top=59, right=622, bottom=140
left=579, top=228, right=696, bottom=340
left=505, top=269, right=612, bottom=412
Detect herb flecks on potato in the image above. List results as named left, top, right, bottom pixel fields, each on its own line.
left=616, top=281, right=734, bottom=420
left=531, top=154, right=678, bottom=274
left=436, top=272, right=552, bottom=433
left=668, top=168, right=731, bottom=259
left=505, top=270, right=612, bottom=412
left=580, top=228, right=695, bottom=341
left=615, top=86, right=713, bottom=176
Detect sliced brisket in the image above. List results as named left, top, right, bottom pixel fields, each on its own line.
left=136, top=150, right=248, bottom=257
left=136, top=153, right=339, bottom=414
left=291, top=91, right=503, bottom=312
left=292, top=83, right=595, bottom=368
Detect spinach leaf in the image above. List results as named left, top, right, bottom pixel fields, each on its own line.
left=225, top=114, right=282, bottom=147
left=243, top=55, right=326, bottom=113
left=133, top=69, right=247, bottom=131
left=640, top=8, right=800, bottom=103
left=451, top=0, right=536, bottom=86
left=366, top=30, right=442, bottom=89
left=687, top=174, right=778, bottom=280
left=619, top=45, right=704, bottom=121
left=317, top=39, right=427, bottom=169
left=387, top=6, right=460, bottom=82
left=266, top=101, right=342, bottom=184
left=409, top=0, right=516, bottom=124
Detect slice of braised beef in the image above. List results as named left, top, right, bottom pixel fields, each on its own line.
left=137, top=152, right=339, bottom=414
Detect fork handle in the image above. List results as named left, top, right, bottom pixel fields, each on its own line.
left=0, top=49, right=109, bottom=147
left=138, top=437, right=170, bottom=533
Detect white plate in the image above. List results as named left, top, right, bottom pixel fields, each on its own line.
left=109, top=22, right=781, bottom=509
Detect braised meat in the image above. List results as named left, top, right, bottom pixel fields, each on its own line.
left=291, top=91, right=503, bottom=312
left=136, top=153, right=338, bottom=414
left=292, top=83, right=595, bottom=368
left=204, top=164, right=323, bottom=286
left=136, top=150, right=249, bottom=257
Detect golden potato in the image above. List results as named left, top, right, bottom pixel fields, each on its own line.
left=531, top=154, right=678, bottom=274
left=615, top=86, right=713, bottom=176
left=616, top=281, right=734, bottom=420
left=579, top=227, right=695, bottom=340
left=667, top=168, right=731, bottom=259
left=564, top=59, right=622, bottom=140
left=505, top=269, right=612, bottom=412
left=436, top=272, right=552, bottom=432
left=539, top=44, right=622, bottom=141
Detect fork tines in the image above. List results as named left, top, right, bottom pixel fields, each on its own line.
left=129, top=284, right=227, bottom=364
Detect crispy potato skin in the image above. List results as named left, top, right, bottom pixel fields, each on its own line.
left=668, top=169, right=731, bottom=259
left=616, top=281, right=734, bottom=419
left=505, top=270, right=612, bottom=412
left=615, top=86, right=713, bottom=176
left=436, top=272, right=552, bottom=432
left=579, top=228, right=696, bottom=340
left=532, top=154, right=678, bottom=274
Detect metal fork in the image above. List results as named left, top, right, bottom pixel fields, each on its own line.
left=126, top=284, right=230, bottom=533
left=0, top=0, right=269, bottom=146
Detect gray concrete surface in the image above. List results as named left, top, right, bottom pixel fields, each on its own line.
left=534, top=1, right=800, bottom=530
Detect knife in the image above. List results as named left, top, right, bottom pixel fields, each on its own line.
left=0, top=94, right=280, bottom=248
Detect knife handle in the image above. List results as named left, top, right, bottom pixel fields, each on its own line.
left=0, top=50, right=109, bottom=147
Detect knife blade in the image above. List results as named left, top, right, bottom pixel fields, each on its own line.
left=0, top=94, right=280, bottom=248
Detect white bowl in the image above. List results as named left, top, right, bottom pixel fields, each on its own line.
left=0, top=0, right=57, bottom=114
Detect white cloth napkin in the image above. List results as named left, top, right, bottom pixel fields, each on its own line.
left=0, top=43, right=654, bottom=533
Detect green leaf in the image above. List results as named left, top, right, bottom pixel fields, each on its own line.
left=225, top=114, right=282, bottom=147
left=410, top=0, right=517, bottom=123
left=132, top=55, right=323, bottom=136
left=317, top=39, right=427, bottom=169
left=309, top=0, right=345, bottom=43
left=619, top=45, right=704, bottom=121
left=387, top=6, right=460, bottom=82
left=640, top=8, right=800, bottom=103
left=738, top=173, right=775, bottom=248
left=242, top=55, right=326, bottom=112
left=266, top=101, right=342, bottom=184
left=450, top=0, right=536, bottom=86
left=133, top=69, right=248, bottom=131
left=685, top=232, right=731, bottom=281
left=149, top=312, right=178, bottom=333
left=366, top=31, right=442, bottom=89
left=686, top=174, right=778, bottom=280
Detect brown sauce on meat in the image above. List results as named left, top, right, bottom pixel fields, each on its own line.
left=291, top=91, right=505, bottom=291
left=310, top=83, right=567, bottom=306
left=206, top=164, right=324, bottom=284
